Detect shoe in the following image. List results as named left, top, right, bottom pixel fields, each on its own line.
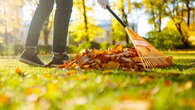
left=19, top=51, right=44, bottom=66
left=45, top=53, right=69, bottom=67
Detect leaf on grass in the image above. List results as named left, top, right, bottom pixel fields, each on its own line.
left=0, top=94, right=10, bottom=106
left=103, top=70, right=112, bottom=74
left=25, top=87, right=43, bottom=96
left=80, top=75, right=88, bottom=80
left=74, top=75, right=88, bottom=80
left=164, top=80, right=171, bottom=86
left=44, top=73, right=53, bottom=78
left=183, top=99, right=195, bottom=108
left=47, top=83, right=58, bottom=92
left=139, top=76, right=153, bottom=85
left=15, top=67, right=23, bottom=75
left=165, top=56, right=175, bottom=65
left=184, top=81, right=193, bottom=90
left=66, top=70, right=77, bottom=75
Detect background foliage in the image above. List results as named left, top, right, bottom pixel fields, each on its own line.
left=0, top=0, right=195, bottom=55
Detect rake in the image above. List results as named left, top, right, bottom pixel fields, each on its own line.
left=106, top=5, right=174, bottom=69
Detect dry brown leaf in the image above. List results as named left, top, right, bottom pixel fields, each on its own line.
left=58, top=45, right=141, bottom=71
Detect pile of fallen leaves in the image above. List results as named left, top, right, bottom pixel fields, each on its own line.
left=59, top=45, right=143, bottom=71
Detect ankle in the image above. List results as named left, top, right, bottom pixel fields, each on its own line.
left=53, top=52, right=67, bottom=59
left=24, top=46, right=38, bottom=55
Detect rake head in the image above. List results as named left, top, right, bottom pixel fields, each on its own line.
left=106, top=6, right=174, bottom=69
left=125, top=27, right=174, bottom=69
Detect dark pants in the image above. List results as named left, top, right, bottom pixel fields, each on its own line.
left=25, top=0, right=73, bottom=53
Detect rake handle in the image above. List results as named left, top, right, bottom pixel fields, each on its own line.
left=106, top=5, right=127, bottom=27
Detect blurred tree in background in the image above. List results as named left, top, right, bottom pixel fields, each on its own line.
left=70, top=0, right=103, bottom=43
left=145, top=0, right=195, bottom=48
left=163, top=0, right=195, bottom=47
left=0, top=0, right=24, bottom=45
left=143, top=0, right=166, bottom=32
left=40, top=13, right=54, bottom=46
left=0, top=0, right=195, bottom=55
left=111, top=0, right=142, bottom=45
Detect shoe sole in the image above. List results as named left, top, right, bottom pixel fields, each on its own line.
left=19, top=57, right=44, bottom=67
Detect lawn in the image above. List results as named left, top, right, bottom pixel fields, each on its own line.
left=0, top=51, right=194, bottom=110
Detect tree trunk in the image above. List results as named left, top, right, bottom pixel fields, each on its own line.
left=4, top=27, right=8, bottom=45
left=158, top=13, right=162, bottom=32
left=121, top=7, right=130, bottom=45
left=175, top=23, right=190, bottom=48
left=112, top=40, right=116, bottom=45
left=186, top=1, right=191, bottom=27
left=82, top=0, right=89, bottom=42
left=171, top=7, right=190, bottom=48
left=151, top=10, right=157, bottom=31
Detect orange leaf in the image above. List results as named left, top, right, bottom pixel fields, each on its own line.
left=66, top=70, right=76, bottom=75
left=0, top=94, right=10, bottom=105
left=25, top=87, right=42, bottom=96
left=15, top=67, right=23, bottom=74
left=113, top=44, right=124, bottom=52
left=165, top=80, right=171, bottom=86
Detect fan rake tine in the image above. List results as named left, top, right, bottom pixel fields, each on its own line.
left=148, top=57, right=155, bottom=68
left=142, top=56, right=152, bottom=68
left=145, top=57, right=153, bottom=68
left=139, top=52, right=150, bottom=68
left=150, top=52, right=159, bottom=68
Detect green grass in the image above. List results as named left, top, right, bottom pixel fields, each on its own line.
left=0, top=51, right=195, bottom=110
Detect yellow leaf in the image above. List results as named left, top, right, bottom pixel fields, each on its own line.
left=184, top=81, right=193, bottom=90
left=47, top=83, right=58, bottom=92
left=73, top=75, right=88, bottom=80
left=44, top=73, right=53, bottom=78
left=83, top=65, right=90, bottom=69
left=25, top=87, right=42, bottom=96
left=80, top=75, right=88, bottom=80
left=140, top=76, right=153, bottom=85
left=103, top=70, right=112, bottom=74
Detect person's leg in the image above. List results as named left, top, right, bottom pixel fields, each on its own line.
left=53, top=0, right=73, bottom=53
left=25, top=0, right=54, bottom=49
left=47, top=0, right=73, bottom=66
left=20, top=0, right=54, bottom=66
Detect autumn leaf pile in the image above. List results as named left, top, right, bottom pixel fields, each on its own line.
left=59, top=45, right=143, bottom=71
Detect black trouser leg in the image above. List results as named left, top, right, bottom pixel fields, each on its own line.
left=53, top=0, right=73, bottom=53
left=25, top=0, right=54, bottom=49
